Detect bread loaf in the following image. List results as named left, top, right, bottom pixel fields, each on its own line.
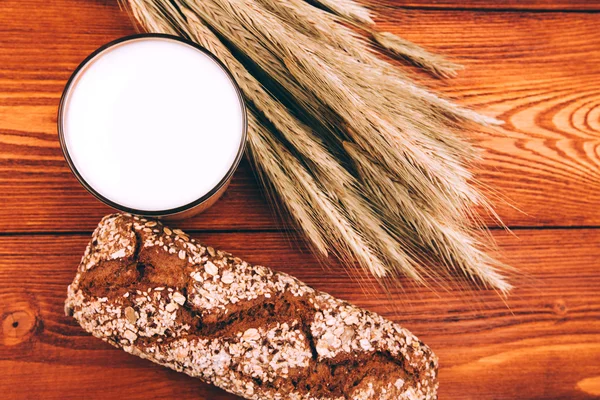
left=65, top=214, right=438, bottom=399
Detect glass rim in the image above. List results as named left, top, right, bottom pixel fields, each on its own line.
left=57, top=33, right=248, bottom=217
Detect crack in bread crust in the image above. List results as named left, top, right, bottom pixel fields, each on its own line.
left=66, top=214, right=438, bottom=400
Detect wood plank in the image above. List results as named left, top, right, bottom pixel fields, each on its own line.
left=375, top=9, right=600, bottom=228
left=1, top=1, right=600, bottom=232
left=0, top=158, right=280, bottom=233
left=1, top=228, right=599, bottom=399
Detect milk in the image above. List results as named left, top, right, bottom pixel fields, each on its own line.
left=60, top=36, right=246, bottom=213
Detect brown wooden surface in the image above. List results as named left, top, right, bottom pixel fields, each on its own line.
left=1, top=1, right=599, bottom=399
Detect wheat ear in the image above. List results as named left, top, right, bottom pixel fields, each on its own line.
left=126, top=0, right=512, bottom=294
left=130, top=0, right=435, bottom=282
left=204, top=0, right=508, bottom=287
left=204, top=0, right=480, bottom=217
left=344, top=142, right=512, bottom=293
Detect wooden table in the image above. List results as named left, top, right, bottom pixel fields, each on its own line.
left=1, top=1, right=599, bottom=398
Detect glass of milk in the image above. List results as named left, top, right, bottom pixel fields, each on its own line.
left=58, top=34, right=247, bottom=219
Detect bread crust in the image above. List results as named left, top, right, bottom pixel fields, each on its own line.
left=65, top=214, right=438, bottom=399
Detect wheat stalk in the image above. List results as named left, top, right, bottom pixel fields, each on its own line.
left=370, top=31, right=463, bottom=78
left=125, top=0, right=512, bottom=294
left=309, top=0, right=374, bottom=26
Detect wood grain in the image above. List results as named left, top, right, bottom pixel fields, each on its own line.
left=1, top=1, right=600, bottom=399
left=1, top=229, right=599, bottom=399
left=1, top=1, right=599, bottom=232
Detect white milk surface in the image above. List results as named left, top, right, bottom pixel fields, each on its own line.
left=62, top=37, right=245, bottom=212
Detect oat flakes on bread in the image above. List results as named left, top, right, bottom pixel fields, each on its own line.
left=65, top=214, right=438, bottom=399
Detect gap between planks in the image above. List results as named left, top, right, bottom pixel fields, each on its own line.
left=1, top=224, right=600, bottom=238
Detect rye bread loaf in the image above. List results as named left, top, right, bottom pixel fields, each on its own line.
left=65, top=214, right=438, bottom=399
